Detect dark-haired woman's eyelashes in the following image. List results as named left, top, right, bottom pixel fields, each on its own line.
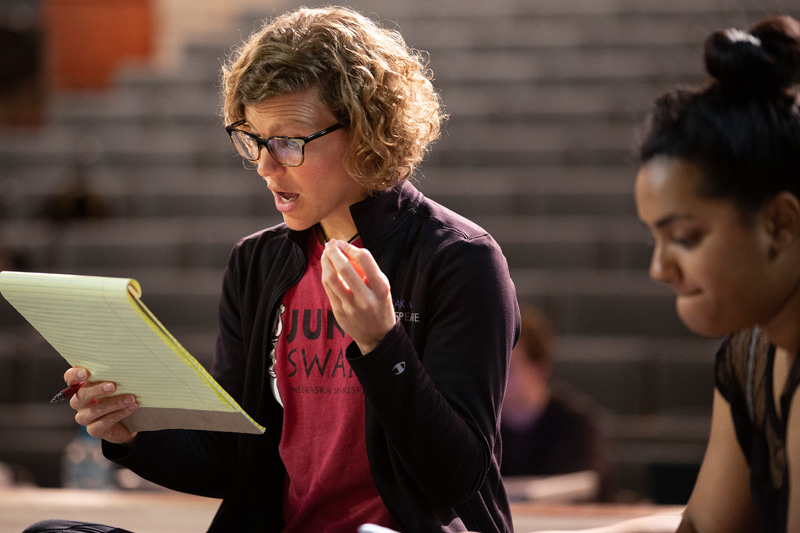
left=672, top=231, right=703, bottom=249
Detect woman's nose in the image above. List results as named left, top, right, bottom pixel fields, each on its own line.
left=648, top=243, right=678, bottom=284
left=255, top=146, right=284, bottom=178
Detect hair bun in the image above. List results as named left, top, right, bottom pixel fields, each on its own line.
left=704, top=29, right=773, bottom=94
left=704, top=16, right=800, bottom=95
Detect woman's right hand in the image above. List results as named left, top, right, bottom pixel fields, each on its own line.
left=64, top=367, right=139, bottom=445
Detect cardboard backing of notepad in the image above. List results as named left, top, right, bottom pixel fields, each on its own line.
left=124, top=407, right=264, bottom=434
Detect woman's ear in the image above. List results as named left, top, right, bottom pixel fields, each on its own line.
left=764, top=192, right=800, bottom=253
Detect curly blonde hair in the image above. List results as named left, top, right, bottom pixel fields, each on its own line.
left=221, top=6, right=445, bottom=191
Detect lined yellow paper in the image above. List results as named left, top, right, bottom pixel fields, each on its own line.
left=0, top=271, right=264, bottom=434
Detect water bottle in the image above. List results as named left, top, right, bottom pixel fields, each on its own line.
left=61, top=425, right=114, bottom=489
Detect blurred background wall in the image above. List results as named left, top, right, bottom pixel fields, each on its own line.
left=0, top=0, right=797, bottom=504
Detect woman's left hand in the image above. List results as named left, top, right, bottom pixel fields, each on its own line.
left=321, top=239, right=396, bottom=354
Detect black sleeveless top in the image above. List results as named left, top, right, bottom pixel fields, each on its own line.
left=716, top=327, right=800, bottom=533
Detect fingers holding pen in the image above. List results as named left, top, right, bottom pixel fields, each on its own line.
left=69, top=381, right=119, bottom=408
left=321, top=240, right=387, bottom=310
left=321, top=240, right=396, bottom=353
left=321, top=240, right=361, bottom=295
left=71, top=380, right=136, bottom=414
left=322, top=240, right=388, bottom=296
left=63, top=366, right=88, bottom=386
left=64, top=368, right=134, bottom=411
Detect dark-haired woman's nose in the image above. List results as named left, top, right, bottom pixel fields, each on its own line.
left=649, top=242, right=680, bottom=285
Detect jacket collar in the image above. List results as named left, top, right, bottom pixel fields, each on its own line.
left=350, top=181, right=422, bottom=249
left=284, top=180, right=422, bottom=250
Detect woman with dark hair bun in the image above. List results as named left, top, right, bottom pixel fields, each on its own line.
left=536, top=15, right=800, bottom=533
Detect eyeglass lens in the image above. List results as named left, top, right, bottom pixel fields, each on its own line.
left=230, top=131, right=304, bottom=166
left=271, top=138, right=303, bottom=165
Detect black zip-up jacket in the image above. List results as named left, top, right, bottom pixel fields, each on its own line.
left=105, top=181, right=520, bottom=532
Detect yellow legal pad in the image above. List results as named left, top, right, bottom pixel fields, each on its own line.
left=0, top=271, right=264, bottom=434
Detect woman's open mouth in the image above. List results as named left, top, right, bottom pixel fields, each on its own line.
left=274, top=191, right=299, bottom=212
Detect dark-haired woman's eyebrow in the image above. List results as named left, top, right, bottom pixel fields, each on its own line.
left=654, top=213, right=694, bottom=230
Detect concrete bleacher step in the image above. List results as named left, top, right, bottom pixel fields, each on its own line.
left=0, top=126, right=234, bottom=172
left=2, top=212, right=654, bottom=272
left=386, top=12, right=733, bottom=50
left=6, top=183, right=637, bottom=220
left=555, top=335, right=719, bottom=415
left=607, top=413, right=712, bottom=454
left=48, top=86, right=221, bottom=126
left=0, top=216, right=276, bottom=272
left=178, top=33, right=707, bottom=85
left=3, top=160, right=636, bottom=191
left=436, top=81, right=676, bottom=121
left=426, top=47, right=702, bottom=86
left=48, top=77, right=680, bottom=127
left=479, top=214, right=651, bottom=269
left=4, top=168, right=268, bottom=220
left=1, top=214, right=650, bottom=273
left=242, top=0, right=787, bottom=31
left=316, top=0, right=785, bottom=18
left=429, top=117, right=641, bottom=166
left=604, top=411, right=711, bottom=501
left=0, top=117, right=642, bottom=169
left=511, top=268, right=689, bottom=337
left=4, top=164, right=637, bottom=220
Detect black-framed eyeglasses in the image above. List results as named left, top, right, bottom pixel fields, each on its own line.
left=225, top=120, right=344, bottom=167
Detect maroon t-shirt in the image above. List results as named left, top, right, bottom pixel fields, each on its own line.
left=276, top=233, right=393, bottom=531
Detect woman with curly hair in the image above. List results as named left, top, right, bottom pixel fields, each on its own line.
left=35, top=6, right=519, bottom=533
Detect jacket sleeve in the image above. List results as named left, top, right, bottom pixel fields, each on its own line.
left=347, top=234, right=519, bottom=507
left=103, top=429, right=238, bottom=498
